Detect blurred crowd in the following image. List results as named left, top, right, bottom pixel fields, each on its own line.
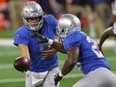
left=0, top=0, right=114, bottom=38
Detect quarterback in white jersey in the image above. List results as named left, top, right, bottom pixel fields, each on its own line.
left=98, top=22, right=116, bottom=49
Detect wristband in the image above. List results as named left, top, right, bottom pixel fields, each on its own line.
left=48, top=39, right=53, bottom=45
left=59, top=71, right=64, bottom=77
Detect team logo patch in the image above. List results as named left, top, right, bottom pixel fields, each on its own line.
left=31, top=13, right=38, bottom=16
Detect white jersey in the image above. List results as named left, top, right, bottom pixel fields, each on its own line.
left=112, top=0, right=116, bottom=15
left=113, top=22, right=116, bottom=34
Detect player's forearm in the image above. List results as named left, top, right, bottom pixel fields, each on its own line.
left=99, top=29, right=111, bottom=47
left=18, top=44, right=30, bottom=59
left=61, top=59, right=75, bottom=76
left=61, top=47, right=79, bottom=75
left=51, top=41, right=66, bottom=53
left=99, top=34, right=109, bottom=47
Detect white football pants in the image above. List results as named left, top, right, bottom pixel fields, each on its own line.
left=26, top=66, right=60, bottom=87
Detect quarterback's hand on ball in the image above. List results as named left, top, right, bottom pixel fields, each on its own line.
left=30, top=32, right=48, bottom=43
left=54, top=72, right=63, bottom=86
left=13, top=57, right=31, bottom=73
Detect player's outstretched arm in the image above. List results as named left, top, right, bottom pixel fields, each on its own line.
left=98, top=27, right=114, bottom=48
left=13, top=56, right=31, bottom=72
left=30, top=32, right=66, bottom=53
left=13, top=44, right=31, bottom=72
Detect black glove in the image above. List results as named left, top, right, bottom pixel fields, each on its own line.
left=30, top=32, right=48, bottom=43
left=54, top=73, right=63, bottom=86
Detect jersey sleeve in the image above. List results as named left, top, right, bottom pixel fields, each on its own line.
left=63, top=31, right=82, bottom=52
left=45, top=15, right=58, bottom=34
left=113, top=22, right=116, bottom=35
left=50, top=15, right=58, bottom=33
left=13, top=30, right=29, bottom=46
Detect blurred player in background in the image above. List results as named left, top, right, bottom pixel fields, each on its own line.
left=33, top=14, right=116, bottom=87
left=98, top=0, right=116, bottom=54
left=13, top=1, right=60, bottom=87
left=109, top=0, right=116, bottom=26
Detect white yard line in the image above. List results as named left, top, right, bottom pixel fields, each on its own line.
left=0, top=64, right=13, bottom=69
left=0, top=38, right=116, bottom=47
left=0, top=71, right=116, bottom=83
left=0, top=73, right=83, bottom=83
left=0, top=78, right=25, bottom=83
left=0, top=38, right=14, bottom=46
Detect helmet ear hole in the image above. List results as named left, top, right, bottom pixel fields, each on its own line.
left=61, top=29, right=64, bottom=32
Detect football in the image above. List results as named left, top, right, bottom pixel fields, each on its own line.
left=13, top=56, right=31, bottom=72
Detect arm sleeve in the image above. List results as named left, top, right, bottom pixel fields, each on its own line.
left=49, top=15, right=58, bottom=34
left=13, top=32, right=29, bottom=46
left=63, top=31, right=82, bottom=52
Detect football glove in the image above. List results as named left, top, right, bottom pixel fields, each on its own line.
left=54, top=72, right=63, bottom=86
left=30, top=32, right=48, bottom=43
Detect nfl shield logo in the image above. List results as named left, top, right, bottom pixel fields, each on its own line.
left=31, top=13, right=38, bottom=16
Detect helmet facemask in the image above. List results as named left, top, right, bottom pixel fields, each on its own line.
left=56, top=26, right=69, bottom=42
left=23, top=16, right=43, bottom=31
left=56, top=14, right=81, bottom=42
left=21, top=1, right=44, bottom=31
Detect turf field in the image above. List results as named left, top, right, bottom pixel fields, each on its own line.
left=0, top=45, right=116, bottom=87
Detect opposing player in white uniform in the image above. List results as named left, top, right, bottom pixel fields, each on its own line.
left=13, top=1, right=60, bottom=87
left=98, top=0, right=116, bottom=53
left=32, top=14, right=116, bottom=87
left=98, top=22, right=116, bottom=51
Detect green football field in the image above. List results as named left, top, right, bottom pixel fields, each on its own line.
left=0, top=45, right=116, bottom=87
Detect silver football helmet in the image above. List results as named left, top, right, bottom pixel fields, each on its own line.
left=57, top=14, right=81, bottom=41
left=21, top=1, right=44, bottom=31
